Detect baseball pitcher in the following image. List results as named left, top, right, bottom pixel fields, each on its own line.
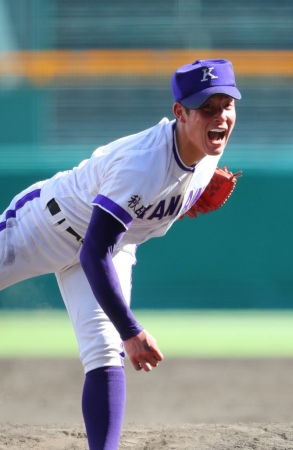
left=0, top=58, right=241, bottom=450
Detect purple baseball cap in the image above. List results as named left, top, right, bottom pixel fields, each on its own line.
left=171, top=59, right=241, bottom=109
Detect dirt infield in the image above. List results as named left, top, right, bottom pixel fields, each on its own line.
left=0, top=358, right=293, bottom=449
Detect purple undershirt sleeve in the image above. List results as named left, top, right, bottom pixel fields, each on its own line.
left=80, top=206, right=143, bottom=341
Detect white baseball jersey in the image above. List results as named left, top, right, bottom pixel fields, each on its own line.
left=41, top=118, right=221, bottom=249
left=0, top=117, right=222, bottom=374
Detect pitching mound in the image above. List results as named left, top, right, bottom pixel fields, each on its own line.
left=0, top=358, right=293, bottom=449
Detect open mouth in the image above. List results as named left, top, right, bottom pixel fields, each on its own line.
left=208, top=129, right=226, bottom=142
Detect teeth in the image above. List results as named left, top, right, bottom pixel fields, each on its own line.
left=208, top=129, right=226, bottom=142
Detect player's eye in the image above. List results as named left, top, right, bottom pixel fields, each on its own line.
left=201, top=103, right=212, bottom=110
left=224, top=100, right=234, bottom=109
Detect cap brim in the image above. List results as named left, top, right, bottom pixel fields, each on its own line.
left=180, top=86, right=242, bottom=109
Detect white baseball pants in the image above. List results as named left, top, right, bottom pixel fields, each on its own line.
left=0, top=181, right=136, bottom=373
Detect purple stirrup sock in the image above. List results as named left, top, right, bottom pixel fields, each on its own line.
left=82, top=366, right=126, bottom=450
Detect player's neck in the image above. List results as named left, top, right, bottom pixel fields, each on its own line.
left=175, top=124, right=203, bottom=167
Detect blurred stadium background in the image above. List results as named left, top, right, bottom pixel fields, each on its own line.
left=1, top=0, right=293, bottom=311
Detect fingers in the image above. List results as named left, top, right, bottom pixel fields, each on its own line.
left=131, top=356, right=161, bottom=372
left=131, top=360, right=153, bottom=372
left=152, top=348, right=164, bottom=362
left=137, top=349, right=163, bottom=372
left=148, top=354, right=161, bottom=367
left=140, top=333, right=164, bottom=364
left=124, top=329, right=164, bottom=373
left=134, top=361, right=154, bottom=372
left=140, top=362, right=152, bottom=372
left=133, top=361, right=143, bottom=371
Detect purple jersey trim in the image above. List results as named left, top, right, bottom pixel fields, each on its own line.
left=0, top=189, right=41, bottom=232
left=172, top=122, right=195, bottom=173
left=93, top=194, right=133, bottom=229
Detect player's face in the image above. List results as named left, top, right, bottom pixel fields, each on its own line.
left=175, top=94, right=236, bottom=165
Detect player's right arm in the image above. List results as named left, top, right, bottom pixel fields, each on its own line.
left=80, top=206, right=163, bottom=371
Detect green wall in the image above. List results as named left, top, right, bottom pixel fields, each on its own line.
left=1, top=169, right=292, bottom=310
left=1, top=0, right=293, bottom=309
left=132, top=171, right=293, bottom=309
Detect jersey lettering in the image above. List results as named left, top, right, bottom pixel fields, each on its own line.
left=147, top=200, right=166, bottom=221
left=136, top=204, right=153, bottom=219
left=164, top=195, right=181, bottom=217
left=128, top=195, right=141, bottom=211
left=136, top=191, right=202, bottom=221
left=145, top=195, right=182, bottom=221
left=181, top=190, right=194, bottom=213
left=193, top=186, right=204, bottom=204
left=127, top=195, right=149, bottom=218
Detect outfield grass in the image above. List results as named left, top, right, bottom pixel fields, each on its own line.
left=137, top=310, right=293, bottom=358
left=0, top=309, right=293, bottom=358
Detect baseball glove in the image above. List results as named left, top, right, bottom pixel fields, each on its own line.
left=182, top=165, right=242, bottom=219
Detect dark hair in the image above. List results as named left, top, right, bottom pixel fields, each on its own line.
left=182, top=105, right=191, bottom=115
left=176, top=104, right=191, bottom=118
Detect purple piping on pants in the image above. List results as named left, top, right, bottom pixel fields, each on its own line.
left=92, top=194, right=133, bottom=228
left=0, top=189, right=41, bottom=232
left=171, top=122, right=195, bottom=173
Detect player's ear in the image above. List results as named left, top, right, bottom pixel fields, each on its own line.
left=173, top=102, right=186, bottom=123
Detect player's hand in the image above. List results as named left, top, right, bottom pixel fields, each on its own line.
left=123, top=329, right=163, bottom=372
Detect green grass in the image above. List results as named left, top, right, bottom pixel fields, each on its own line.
left=136, top=310, right=293, bottom=358
left=1, top=309, right=293, bottom=358
left=0, top=310, right=79, bottom=358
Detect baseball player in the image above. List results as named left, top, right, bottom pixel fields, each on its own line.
left=0, top=59, right=241, bottom=449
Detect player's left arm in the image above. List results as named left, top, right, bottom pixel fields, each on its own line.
left=180, top=165, right=242, bottom=219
